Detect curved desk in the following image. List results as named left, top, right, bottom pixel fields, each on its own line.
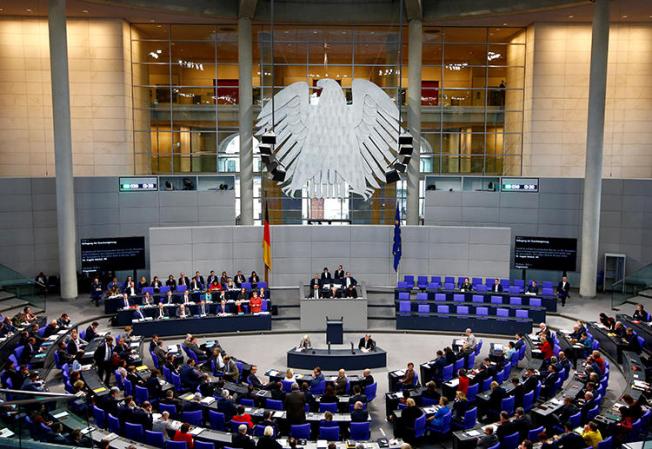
left=396, top=313, right=533, bottom=336
left=287, top=346, right=387, bottom=371
left=131, top=313, right=272, bottom=337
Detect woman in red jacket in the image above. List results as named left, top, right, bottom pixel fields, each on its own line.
left=457, top=368, right=469, bottom=395
left=173, top=422, right=194, bottom=449
left=539, top=336, right=554, bottom=361
left=249, top=291, right=262, bottom=314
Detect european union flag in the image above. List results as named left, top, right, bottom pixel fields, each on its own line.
left=392, top=206, right=402, bottom=272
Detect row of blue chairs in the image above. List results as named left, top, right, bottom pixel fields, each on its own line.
left=399, top=302, right=532, bottom=319
left=399, top=292, right=544, bottom=308
left=402, top=275, right=555, bottom=288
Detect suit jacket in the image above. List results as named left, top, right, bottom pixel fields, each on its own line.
left=358, top=337, right=376, bottom=350
left=489, top=387, right=507, bottom=409
left=179, top=365, right=201, bottom=390
left=334, top=269, right=345, bottom=279
left=284, top=391, right=306, bottom=423
left=343, top=276, right=358, bottom=288
left=557, top=281, right=570, bottom=298
left=133, top=309, right=145, bottom=321
left=232, top=433, right=256, bottom=449
left=491, top=284, right=503, bottom=293
left=234, top=274, right=246, bottom=286
left=320, top=272, right=333, bottom=283
left=351, top=409, right=369, bottom=422
left=477, top=434, right=499, bottom=449
left=85, top=326, right=98, bottom=341
left=496, top=421, right=517, bottom=440
left=190, top=279, right=202, bottom=290
left=178, top=276, right=190, bottom=287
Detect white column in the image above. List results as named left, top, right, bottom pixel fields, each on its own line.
left=48, top=0, right=78, bottom=299
left=238, top=16, right=254, bottom=225
left=406, top=18, right=422, bottom=225
left=579, top=0, right=610, bottom=298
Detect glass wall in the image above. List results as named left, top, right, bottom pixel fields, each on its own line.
left=130, top=24, right=525, bottom=222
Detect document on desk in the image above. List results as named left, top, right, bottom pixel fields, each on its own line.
left=189, top=427, right=204, bottom=436
left=394, top=370, right=405, bottom=377
left=467, top=430, right=482, bottom=437
left=273, top=411, right=285, bottom=418
left=52, top=411, right=68, bottom=419
left=200, top=397, right=216, bottom=405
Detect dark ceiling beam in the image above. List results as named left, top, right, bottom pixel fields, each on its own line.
left=239, top=0, right=258, bottom=19
left=79, top=0, right=239, bottom=20
left=405, top=0, right=423, bottom=21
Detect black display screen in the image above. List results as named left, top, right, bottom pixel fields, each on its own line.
left=81, top=237, right=146, bottom=272
left=514, top=236, right=577, bottom=271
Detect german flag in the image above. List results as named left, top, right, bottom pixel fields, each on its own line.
left=263, top=201, right=272, bottom=273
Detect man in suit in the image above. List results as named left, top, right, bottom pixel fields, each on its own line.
left=179, top=359, right=202, bottom=391
left=184, top=336, right=207, bottom=360
left=101, top=387, right=121, bottom=417
left=234, top=271, right=247, bottom=287
left=477, top=426, right=499, bottom=449
left=194, top=271, right=205, bottom=286
left=232, top=424, right=256, bottom=449
left=431, top=350, right=448, bottom=383
left=247, top=365, right=267, bottom=390
left=207, top=270, right=218, bottom=286
left=486, top=381, right=507, bottom=422
left=309, top=283, right=322, bottom=299
left=284, top=383, right=306, bottom=425
left=85, top=322, right=99, bottom=341
left=496, top=411, right=517, bottom=441
left=189, top=275, right=202, bottom=291
left=334, top=265, right=345, bottom=279
left=218, top=389, right=238, bottom=421
left=522, top=368, right=539, bottom=394
left=132, top=305, right=146, bottom=321
left=223, top=355, right=239, bottom=382
left=178, top=273, right=190, bottom=288
left=351, top=401, right=369, bottom=422
left=358, top=334, right=376, bottom=351
left=120, top=293, right=131, bottom=310
left=513, top=407, right=532, bottom=440
left=491, top=278, right=503, bottom=293
left=557, top=275, right=570, bottom=307
left=541, top=365, right=559, bottom=399
left=309, top=275, right=321, bottom=290
left=320, top=267, right=333, bottom=285
left=94, top=336, right=114, bottom=385
left=343, top=272, right=358, bottom=298
left=349, top=385, right=368, bottom=405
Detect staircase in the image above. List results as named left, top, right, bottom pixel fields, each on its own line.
left=0, top=289, right=44, bottom=318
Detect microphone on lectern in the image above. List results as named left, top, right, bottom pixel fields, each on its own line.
left=327, top=341, right=331, bottom=354
left=350, top=342, right=355, bottom=354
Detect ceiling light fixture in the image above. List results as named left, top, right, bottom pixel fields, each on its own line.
left=82, top=9, right=88, bottom=13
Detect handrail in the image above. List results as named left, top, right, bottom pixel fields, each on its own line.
left=0, top=388, right=77, bottom=406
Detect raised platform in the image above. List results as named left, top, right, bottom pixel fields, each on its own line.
left=131, top=314, right=272, bottom=337
left=287, top=345, right=387, bottom=371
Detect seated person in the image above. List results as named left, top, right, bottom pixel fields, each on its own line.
left=358, top=334, right=376, bottom=352
left=165, top=275, right=177, bottom=291
left=459, top=277, right=473, bottom=291
left=477, top=426, right=499, bottom=449
left=132, top=305, right=146, bottom=321
left=633, top=303, right=650, bottom=322
left=624, top=328, right=642, bottom=353
left=526, top=281, right=539, bottom=295
left=309, top=283, right=322, bottom=299
left=151, top=276, right=162, bottom=292
left=142, top=291, right=154, bottom=306
left=351, top=401, right=368, bottom=422
left=399, top=362, right=416, bottom=388
left=342, top=272, right=358, bottom=298
left=397, top=398, right=424, bottom=440
left=216, top=299, right=230, bottom=315
left=491, top=278, right=503, bottom=293
left=325, top=284, right=342, bottom=299
left=427, top=397, right=450, bottom=431
left=421, top=381, right=441, bottom=403
left=176, top=304, right=188, bottom=319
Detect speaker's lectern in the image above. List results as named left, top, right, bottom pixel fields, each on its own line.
left=326, top=317, right=343, bottom=345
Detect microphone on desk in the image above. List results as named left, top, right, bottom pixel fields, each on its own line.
left=327, top=341, right=331, bottom=354
left=351, top=342, right=355, bottom=354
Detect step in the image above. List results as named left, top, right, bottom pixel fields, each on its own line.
left=0, top=291, right=16, bottom=301
left=0, top=297, right=29, bottom=313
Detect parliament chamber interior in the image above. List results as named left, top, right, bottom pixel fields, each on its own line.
left=1, top=0, right=652, bottom=449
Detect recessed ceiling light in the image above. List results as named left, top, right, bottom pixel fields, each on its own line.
left=621, top=15, right=628, bottom=19
left=568, top=15, right=574, bottom=18
left=149, top=19, right=155, bottom=23
left=26, top=8, right=32, bottom=12
left=502, top=23, right=508, bottom=26
left=82, top=9, right=88, bottom=13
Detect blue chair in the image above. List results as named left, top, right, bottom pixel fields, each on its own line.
left=542, top=287, right=554, bottom=296
left=444, top=282, right=455, bottom=290
left=472, top=295, right=484, bottom=303
left=195, top=441, right=214, bottom=449
left=586, top=405, right=599, bottom=422
left=414, top=414, right=426, bottom=439
left=515, top=309, right=529, bottom=319
left=427, top=282, right=440, bottom=290
left=92, top=405, right=106, bottom=428
left=166, top=442, right=188, bottom=449
left=350, top=422, right=371, bottom=440
left=290, top=424, right=311, bottom=439
left=258, top=281, right=268, bottom=289
left=466, top=383, right=478, bottom=402
left=568, top=412, right=581, bottom=428
left=240, top=398, right=254, bottom=407
left=208, top=410, right=225, bottom=431
left=416, top=292, right=428, bottom=301
left=496, top=308, right=509, bottom=318
left=171, top=372, right=182, bottom=391
left=437, top=305, right=449, bottom=314
left=365, top=382, right=377, bottom=402
left=125, top=422, right=144, bottom=442
left=162, top=365, right=172, bottom=383
left=266, top=398, right=284, bottom=410
left=123, top=378, right=133, bottom=396
left=480, top=378, right=492, bottom=392
left=502, top=432, right=520, bottom=449
left=442, top=364, right=454, bottom=382
left=319, top=426, right=340, bottom=440
left=319, top=402, right=338, bottom=413
left=475, top=340, right=483, bottom=355
left=428, top=410, right=452, bottom=435
left=182, top=410, right=203, bottom=426
left=150, top=351, right=160, bottom=369
left=491, top=296, right=502, bottom=305
left=417, top=276, right=428, bottom=289
left=542, top=281, right=553, bottom=288
left=253, top=425, right=269, bottom=437
left=135, top=385, right=149, bottom=404
left=420, top=396, right=438, bottom=406
left=159, top=402, right=177, bottom=417
left=454, top=358, right=464, bottom=372
left=509, top=297, right=522, bottom=305
left=445, top=276, right=455, bottom=284
left=417, top=304, right=430, bottom=314
left=431, top=276, right=441, bottom=284
left=457, top=306, right=469, bottom=315
left=453, top=294, right=465, bottom=302
left=522, top=391, right=534, bottom=412
left=476, top=307, right=489, bottom=316
left=282, top=379, right=296, bottom=392
left=398, top=292, right=410, bottom=301
left=465, top=352, right=476, bottom=369
left=530, top=297, right=542, bottom=307
left=488, top=443, right=500, bottom=449
left=597, top=436, right=613, bottom=449
left=528, top=426, right=544, bottom=442
left=404, top=275, right=415, bottom=286
left=108, top=414, right=121, bottom=433
left=453, top=407, right=477, bottom=430
left=145, top=430, right=165, bottom=447
left=501, top=396, right=515, bottom=415
left=399, top=301, right=411, bottom=314
left=435, top=293, right=446, bottom=301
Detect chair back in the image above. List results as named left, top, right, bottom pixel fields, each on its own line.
left=462, top=407, right=477, bottom=429
left=466, top=383, right=478, bottom=402
left=319, top=426, right=340, bottom=440
left=597, top=436, right=613, bottom=449
left=145, top=430, right=165, bottom=447
left=135, top=385, right=149, bottom=404
left=528, top=426, right=544, bottom=441
left=253, top=424, right=268, bottom=437
left=501, top=396, right=515, bottom=415
left=399, top=301, right=411, bottom=313
left=171, top=372, right=182, bottom=390
left=364, top=382, right=377, bottom=402
left=123, top=378, right=133, bottom=396
left=159, top=402, right=177, bottom=417
left=350, top=422, right=371, bottom=440
left=290, top=423, right=311, bottom=439
left=502, top=432, right=520, bottom=449
left=266, top=398, right=284, bottom=410
left=414, top=414, right=426, bottom=438
left=208, top=410, right=225, bottom=431
left=319, top=402, right=338, bottom=413
left=182, top=410, right=203, bottom=426
left=454, top=358, right=464, bottom=372
left=165, top=442, right=188, bottom=449
left=311, top=379, right=326, bottom=395
left=107, top=414, right=121, bottom=433
left=281, top=379, right=295, bottom=393
left=124, top=422, right=144, bottom=442
left=522, top=391, right=534, bottom=412
left=568, top=412, right=581, bottom=428
left=435, top=293, right=446, bottom=302
left=92, top=405, right=106, bottom=429
left=442, top=364, right=454, bottom=382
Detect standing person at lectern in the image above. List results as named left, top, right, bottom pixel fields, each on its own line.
left=557, top=275, right=571, bottom=307
left=491, top=278, right=503, bottom=293
left=334, top=265, right=345, bottom=279
left=358, top=334, right=376, bottom=352
left=298, top=335, right=312, bottom=351
left=343, top=272, right=358, bottom=298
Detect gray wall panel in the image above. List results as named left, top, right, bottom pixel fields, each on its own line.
left=150, top=225, right=511, bottom=287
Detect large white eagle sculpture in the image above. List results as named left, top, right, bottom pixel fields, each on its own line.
left=255, top=78, right=401, bottom=199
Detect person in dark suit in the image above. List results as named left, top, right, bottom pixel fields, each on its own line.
left=526, top=281, right=539, bottom=294
left=232, top=424, right=256, bottom=449
left=556, top=396, right=579, bottom=427
left=510, top=377, right=525, bottom=407
left=193, top=271, right=205, bottom=286
left=633, top=304, right=651, bottom=322
left=183, top=336, right=207, bottom=360
left=94, top=336, right=114, bottom=385
left=580, top=392, right=595, bottom=423
left=249, top=271, right=260, bottom=287
left=349, top=384, right=368, bottom=405
left=398, top=398, right=424, bottom=441
left=284, top=383, right=306, bottom=425
left=491, top=278, right=503, bottom=293
left=362, top=368, right=374, bottom=386
left=541, top=365, right=559, bottom=399
left=84, top=322, right=99, bottom=341
left=351, top=401, right=369, bottom=422
left=496, top=411, right=517, bottom=441
left=101, top=387, right=121, bottom=416
left=430, top=350, right=447, bottom=383
left=557, top=275, right=570, bottom=307
left=178, top=273, right=190, bottom=288
left=90, top=277, right=103, bottom=306
left=342, top=272, right=358, bottom=298
left=556, top=422, right=586, bottom=449
left=256, top=426, right=282, bottom=449
left=358, top=334, right=376, bottom=351
left=485, top=381, right=507, bottom=422
left=189, top=276, right=202, bottom=291
left=624, top=328, right=642, bottom=354
left=512, top=407, right=532, bottom=440
left=309, top=275, right=321, bottom=290
left=234, top=271, right=246, bottom=287
left=145, top=369, right=163, bottom=399
left=320, top=267, right=333, bottom=285
left=460, top=277, right=473, bottom=291
left=179, top=359, right=202, bottom=391
left=206, top=270, right=218, bottom=286
left=477, top=426, right=499, bottom=449
left=151, top=276, right=162, bottom=293
left=165, top=275, right=177, bottom=291
left=132, top=305, right=146, bottom=321
left=334, top=265, right=345, bottom=279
